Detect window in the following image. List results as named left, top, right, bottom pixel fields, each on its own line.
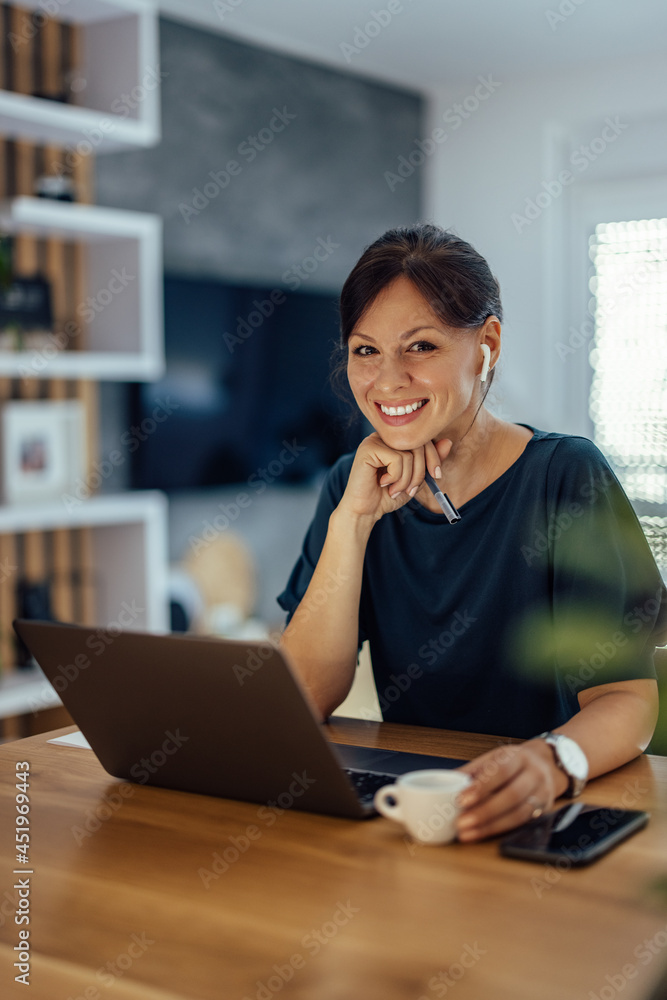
left=588, top=217, right=667, bottom=570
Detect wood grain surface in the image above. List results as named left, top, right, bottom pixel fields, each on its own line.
left=1, top=721, right=666, bottom=1000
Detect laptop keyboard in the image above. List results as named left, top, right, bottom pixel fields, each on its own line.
left=344, top=768, right=397, bottom=803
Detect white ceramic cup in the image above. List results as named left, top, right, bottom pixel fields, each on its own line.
left=374, top=769, right=472, bottom=845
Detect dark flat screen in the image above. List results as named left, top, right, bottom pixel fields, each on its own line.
left=129, top=276, right=362, bottom=490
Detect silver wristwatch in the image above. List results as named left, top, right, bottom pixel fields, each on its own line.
left=538, top=732, right=589, bottom=798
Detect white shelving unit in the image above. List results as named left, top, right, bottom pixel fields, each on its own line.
left=0, top=0, right=169, bottom=727
left=0, top=491, right=170, bottom=718
left=0, top=196, right=164, bottom=379
left=0, top=0, right=160, bottom=152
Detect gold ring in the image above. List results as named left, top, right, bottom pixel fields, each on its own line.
left=527, top=796, right=544, bottom=821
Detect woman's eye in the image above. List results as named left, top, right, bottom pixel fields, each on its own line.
left=352, top=345, right=377, bottom=356
left=409, top=341, right=436, bottom=352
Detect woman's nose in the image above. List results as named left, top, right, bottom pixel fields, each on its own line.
left=373, top=354, right=410, bottom=393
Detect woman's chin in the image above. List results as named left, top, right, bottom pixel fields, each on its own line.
left=374, top=425, right=433, bottom=450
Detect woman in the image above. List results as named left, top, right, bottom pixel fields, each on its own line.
left=278, top=224, right=666, bottom=842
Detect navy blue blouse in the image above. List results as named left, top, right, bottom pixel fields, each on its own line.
left=278, top=427, right=667, bottom=738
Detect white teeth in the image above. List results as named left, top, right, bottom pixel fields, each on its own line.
left=379, top=400, right=426, bottom=416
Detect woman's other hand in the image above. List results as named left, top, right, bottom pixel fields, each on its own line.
left=454, top=740, right=568, bottom=841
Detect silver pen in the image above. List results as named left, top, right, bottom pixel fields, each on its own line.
left=424, top=472, right=461, bottom=523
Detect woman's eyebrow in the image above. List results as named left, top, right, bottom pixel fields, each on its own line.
left=349, top=325, right=442, bottom=343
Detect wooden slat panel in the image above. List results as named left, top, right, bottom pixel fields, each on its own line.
left=0, top=7, right=7, bottom=93
left=23, top=529, right=45, bottom=583
left=69, top=23, right=95, bottom=204
left=9, top=6, right=33, bottom=96
left=0, top=532, right=17, bottom=674
left=72, top=241, right=86, bottom=349
left=41, top=14, right=62, bottom=101
left=72, top=148, right=94, bottom=205
left=77, top=378, right=96, bottom=484
left=0, top=138, right=6, bottom=199
left=51, top=528, right=74, bottom=622
left=13, top=138, right=39, bottom=396
left=76, top=526, right=95, bottom=625
left=0, top=137, right=11, bottom=403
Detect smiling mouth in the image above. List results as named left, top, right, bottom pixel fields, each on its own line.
left=375, top=399, right=428, bottom=417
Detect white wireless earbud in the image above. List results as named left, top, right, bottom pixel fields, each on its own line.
left=479, top=344, right=491, bottom=383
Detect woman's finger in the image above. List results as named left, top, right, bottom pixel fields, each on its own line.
left=386, top=451, right=414, bottom=499
left=431, top=436, right=453, bottom=476
left=407, top=447, right=426, bottom=497
left=457, top=745, right=525, bottom=805
left=457, top=764, right=543, bottom=841
left=423, top=440, right=442, bottom=480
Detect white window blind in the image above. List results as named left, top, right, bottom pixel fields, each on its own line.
left=589, top=218, right=667, bottom=505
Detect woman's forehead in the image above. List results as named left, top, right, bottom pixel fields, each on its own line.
left=352, top=277, right=444, bottom=334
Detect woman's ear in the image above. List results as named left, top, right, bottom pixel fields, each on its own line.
left=480, top=316, right=501, bottom=378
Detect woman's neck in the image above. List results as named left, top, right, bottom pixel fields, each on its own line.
left=415, top=411, right=527, bottom=513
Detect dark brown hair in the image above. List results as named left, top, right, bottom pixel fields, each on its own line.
left=332, top=223, right=503, bottom=405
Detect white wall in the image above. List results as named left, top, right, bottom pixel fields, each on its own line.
left=423, top=53, right=667, bottom=436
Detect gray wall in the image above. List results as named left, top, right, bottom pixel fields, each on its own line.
left=95, top=16, right=423, bottom=289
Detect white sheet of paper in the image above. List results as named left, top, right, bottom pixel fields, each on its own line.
left=47, top=731, right=91, bottom=750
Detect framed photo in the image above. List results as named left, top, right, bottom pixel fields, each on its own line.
left=1, top=400, right=86, bottom=505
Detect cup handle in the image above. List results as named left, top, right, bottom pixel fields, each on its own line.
left=374, top=784, right=403, bottom=821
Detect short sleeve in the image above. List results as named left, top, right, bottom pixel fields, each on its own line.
left=547, top=437, right=667, bottom=693
left=276, top=453, right=368, bottom=647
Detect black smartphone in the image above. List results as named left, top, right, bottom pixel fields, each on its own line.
left=499, top=802, right=649, bottom=865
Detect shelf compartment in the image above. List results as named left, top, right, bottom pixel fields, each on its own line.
left=0, top=196, right=164, bottom=380
left=0, top=490, right=170, bottom=718
left=0, top=0, right=160, bottom=151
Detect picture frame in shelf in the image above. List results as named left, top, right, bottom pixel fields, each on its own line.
left=1, top=400, right=86, bottom=505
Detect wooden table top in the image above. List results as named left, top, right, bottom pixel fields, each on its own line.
left=1, top=719, right=667, bottom=1000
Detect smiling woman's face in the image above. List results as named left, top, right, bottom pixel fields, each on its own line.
left=346, top=275, right=496, bottom=450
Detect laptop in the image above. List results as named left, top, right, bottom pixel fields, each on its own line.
left=13, top=619, right=466, bottom=819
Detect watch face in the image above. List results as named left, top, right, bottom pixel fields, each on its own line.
left=557, top=736, right=589, bottom=780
